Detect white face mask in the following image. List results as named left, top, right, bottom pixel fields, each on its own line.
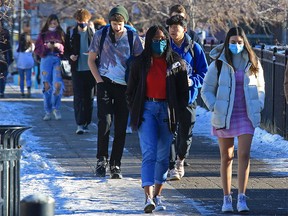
left=48, top=27, right=56, bottom=31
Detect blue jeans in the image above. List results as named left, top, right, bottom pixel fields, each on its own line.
left=18, top=68, right=32, bottom=93
left=138, top=101, right=173, bottom=188
left=40, top=55, right=63, bottom=113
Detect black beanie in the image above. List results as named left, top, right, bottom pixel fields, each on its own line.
left=108, top=5, right=129, bottom=23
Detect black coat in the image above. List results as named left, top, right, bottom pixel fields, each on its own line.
left=64, top=26, right=94, bottom=72
left=126, top=51, right=189, bottom=133
left=0, top=28, right=13, bottom=73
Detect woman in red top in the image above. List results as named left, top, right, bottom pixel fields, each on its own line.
left=126, top=25, right=188, bottom=213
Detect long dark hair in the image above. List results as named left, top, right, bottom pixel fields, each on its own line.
left=142, top=24, right=173, bottom=67
left=40, top=14, right=65, bottom=42
left=17, top=33, right=32, bottom=52
left=219, top=26, right=258, bottom=75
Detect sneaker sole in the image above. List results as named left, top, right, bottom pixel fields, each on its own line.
left=76, top=130, right=84, bottom=135
left=238, top=208, right=249, bottom=212
left=169, top=176, right=181, bottom=181
left=222, top=208, right=234, bottom=213
left=144, top=204, right=155, bottom=213
left=155, top=206, right=166, bottom=211
left=110, top=173, right=122, bottom=179
left=96, top=173, right=106, bottom=177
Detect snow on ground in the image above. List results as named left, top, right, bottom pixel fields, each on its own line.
left=0, top=99, right=287, bottom=215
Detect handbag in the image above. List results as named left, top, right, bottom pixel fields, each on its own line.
left=61, top=60, right=72, bottom=80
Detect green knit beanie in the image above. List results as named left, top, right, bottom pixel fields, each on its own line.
left=108, top=5, right=129, bottom=23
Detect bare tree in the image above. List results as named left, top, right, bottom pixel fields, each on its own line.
left=5, top=0, right=287, bottom=35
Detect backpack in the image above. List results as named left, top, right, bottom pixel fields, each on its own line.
left=96, top=26, right=134, bottom=82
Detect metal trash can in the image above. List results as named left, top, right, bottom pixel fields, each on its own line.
left=0, top=125, right=31, bottom=216
left=20, top=194, right=55, bottom=216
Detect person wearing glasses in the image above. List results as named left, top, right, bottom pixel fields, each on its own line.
left=126, top=25, right=188, bottom=213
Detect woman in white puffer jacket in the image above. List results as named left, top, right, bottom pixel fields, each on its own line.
left=201, top=27, right=265, bottom=213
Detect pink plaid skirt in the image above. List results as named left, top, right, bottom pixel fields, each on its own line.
left=212, top=69, right=255, bottom=138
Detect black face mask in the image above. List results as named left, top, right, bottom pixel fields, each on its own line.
left=78, top=23, right=88, bottom=29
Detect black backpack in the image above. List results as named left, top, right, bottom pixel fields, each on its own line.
left=96, top=26, right=134, bottom=82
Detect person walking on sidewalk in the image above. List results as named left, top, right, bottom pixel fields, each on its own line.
left=34, top=14, right=65, bottom=121
left=65, top=9, right=95, bottom=134
left=166, top=15, right=208, bottom=180
left=201, top=26, right=265, bottom=213
left=169, top=4, right=203, bottom=48
left=14, top=32, right=35, bottom=98
left=88, top=5, right=143, bottom=179
left=126, top=25, right=188, bottom=213
left=0, top=20, right=13, bottom=98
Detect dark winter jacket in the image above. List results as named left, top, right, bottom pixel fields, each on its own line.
left=126, top=52, right=189, bottom=133
left=0, top=28, right=13, bottom=73
left=64, top=26, right=94, bottom=73
left=170, top=33, right=208, bottom=104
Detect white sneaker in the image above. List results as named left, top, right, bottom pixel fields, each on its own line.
left=176, top=158, right=185, bottom=178
left=144, top=197, right=155, bottom=213
left=76, top=125, right=84, bottom=134
left=169, top=168, right=180, bottom=180
left=222, top=194, right=234, bottom=212
left=237, top=193, right=249, bottom=212
left=83, top=124, right=89, bottom=133
left=153, top=195, right=166, bottom=211
left=126, top=126, right=132, bottom=134
left=43, top=113, right=52, bottom=121
left=53, top=109, right=62, bottom=120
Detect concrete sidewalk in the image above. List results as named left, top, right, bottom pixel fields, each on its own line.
left=2, top=85, right=288, bottom=216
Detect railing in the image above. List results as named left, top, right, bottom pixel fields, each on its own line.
left=201, top=44, right=288, bottom=140
left=0, top=125, right=30, bottom=216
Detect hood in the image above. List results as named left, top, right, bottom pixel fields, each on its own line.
left=209, top=43, right=224, bottom=60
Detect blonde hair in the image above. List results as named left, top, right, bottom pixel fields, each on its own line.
left=73, top=9, right=91, bottom=22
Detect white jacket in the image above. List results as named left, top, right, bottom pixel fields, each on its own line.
left=200, top=44, right=265, bottom=129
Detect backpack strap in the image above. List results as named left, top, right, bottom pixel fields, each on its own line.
left=98, top=26, right=133, bottom=59
left=127, top=30, right=134, bottom=55
left=99, top=26, right=108, bottom=57
left=188, top=40, right=197, bottom=73
left=216, top=59, right=223, bottom=79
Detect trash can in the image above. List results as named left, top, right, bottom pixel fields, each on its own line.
left=0, top=125, right=31, bottom=216
left=20, top=194, right=55, bottom=216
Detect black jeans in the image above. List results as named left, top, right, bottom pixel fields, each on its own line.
left=96, top=77, right=129, bottom=167
left=72, top=70, right=95, bottom=126
left=169, top=101, right=197, bottom=170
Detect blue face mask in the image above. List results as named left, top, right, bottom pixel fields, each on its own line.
left=78, top=23, right=88, bottom=29
left=151, top=40, right=167, bottom=55
left=229, top=43, right=244, bottom=54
